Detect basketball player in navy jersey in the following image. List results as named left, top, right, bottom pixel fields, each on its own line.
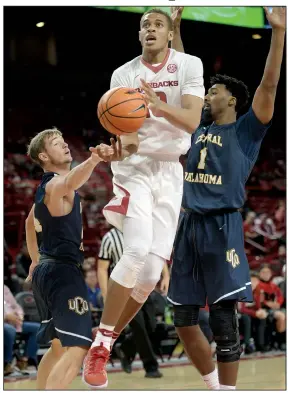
left=25, top=128, right=119, bottom=389
left=168, top=7, right=286, bottom=390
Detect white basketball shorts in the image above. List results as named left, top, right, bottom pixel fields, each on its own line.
left=103, top=155, right=183, bottom=260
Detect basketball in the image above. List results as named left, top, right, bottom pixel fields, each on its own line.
left=97, top=87, right=147, bottom=135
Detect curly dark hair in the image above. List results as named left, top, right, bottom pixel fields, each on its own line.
left=210, top=74, right=250, bottom=113
left=141, top=8, right=173, bottom=31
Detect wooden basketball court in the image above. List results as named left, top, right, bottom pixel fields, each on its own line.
left=4, top=354, right=285, bottom=390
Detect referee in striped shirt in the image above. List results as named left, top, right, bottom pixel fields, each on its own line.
left=98, top=227, right=124, bottom=299
left=98, top=227, right=169, bottom=378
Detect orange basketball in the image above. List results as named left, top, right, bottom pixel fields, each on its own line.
left=97, top=87, right=147, bottom=135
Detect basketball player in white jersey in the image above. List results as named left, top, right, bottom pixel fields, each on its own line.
left=83, top=8, right=204, bottom=388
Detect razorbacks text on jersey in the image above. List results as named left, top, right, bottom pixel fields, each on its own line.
left=34, top=172, right=84, bottom=264
left=110, top=48, right=204, bottom=160
left=183, top=107, right=271, bottom=213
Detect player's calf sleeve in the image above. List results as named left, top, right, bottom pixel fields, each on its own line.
left=173, top=305, right=200, bottom=327
left=131, top=253, right=165, bottom=303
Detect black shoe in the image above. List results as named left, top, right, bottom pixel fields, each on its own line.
left=28, top=357, right=38, bottom=368
left=145, top=370, right=163, bottom=378
left=244, top=343, right=255, bottom=355
left=260, top=345, right=271, bottom=353
left=114, top=345, right=132, bottom=374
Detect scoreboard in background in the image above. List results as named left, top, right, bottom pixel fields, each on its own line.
left=97, top=6, right=265, bottom=29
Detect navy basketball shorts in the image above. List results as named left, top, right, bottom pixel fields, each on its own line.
left=167, top=210, right=253, bottom=307
left=32, top=259, right=92, bottom=347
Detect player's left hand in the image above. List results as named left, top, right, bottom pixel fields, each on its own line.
left=140, top=79, right=164, bottom=117
left=264, top=7, right=286, bottom=31
left=25, top=261, right=38, bottom=283
left=160, top=275, right=170, bottom=296
left=90, top=137, right=123, bottom=162
left=171, top=6, right=184, bottom=31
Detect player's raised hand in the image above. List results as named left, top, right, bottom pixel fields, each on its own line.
left=264, top=7, right=286, bottom=31
left=171, top=6, right=184, bottom=31
left=140, top=79, right=164, bottom=117
left=90, top=137, right=123, bottom=162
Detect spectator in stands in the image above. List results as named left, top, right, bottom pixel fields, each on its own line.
left=82, top=257, right=96, bottom=273
left=278, top=245, right=286, bottom=267
left=243, top=211, right=257, bottom=239
left=272, top=252, right=286, bottom=286
left=255, top=213, right=283, bottom=242
left=16, top=242, right=32, bottom=282
left=85, top=269, right=102, bottom=310
left=274, top=160, right=285, bottom=180
left=4, top=246, right=15, bottom=291
left=238, top=273, right=268, bottom=352
left=275, top=200, right=285, bottom=221
left=4, top=241, right=21, bottom=294
left=278, top=265, right=286, bottom=308
left=85, top=269, right=103, bottom=328
left=256, top=265, right=286, bottom=336
left=4, top=285, right=40, bottom=375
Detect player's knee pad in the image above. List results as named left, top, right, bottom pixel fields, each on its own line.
left=122, top=217, right=153, bottom=261
left=110, top=217, right=153, bottom=288
left=173, top=305, right=200, bottom=327
left=137, top=253, right=165, bottom=284
left=209, top=300, right=242, bottom=363
left=131, top=254, right=165, bottom=303
left=130, top=284, right=151, bottom=304
left=110, top=252, right=147, bottom=289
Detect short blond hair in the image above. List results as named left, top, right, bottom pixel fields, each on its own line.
left=27, top=128, right=62, bottom=166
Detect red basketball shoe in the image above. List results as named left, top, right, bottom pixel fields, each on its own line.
left=83, top=343, right=110, bottom=388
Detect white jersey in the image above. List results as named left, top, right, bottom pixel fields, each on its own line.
left=110, top=48, right=205, bottom=160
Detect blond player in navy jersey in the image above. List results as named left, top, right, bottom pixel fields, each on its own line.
left=25, top=129, right=118, bottom=389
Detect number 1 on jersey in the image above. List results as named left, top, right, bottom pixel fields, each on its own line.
left=198, top=147, right=208, bottom=170
left=146, top=91, right=167, bottom=118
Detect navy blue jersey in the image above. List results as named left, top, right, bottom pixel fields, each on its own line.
left=183, top=107, right=271, bottom=213
left=34, top=172, right=84, bottom=264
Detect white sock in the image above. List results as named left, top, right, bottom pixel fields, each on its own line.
left=111, top=331, right=120, bottom=348
left=203, top=367, right=220, bottom=390
left=219, top=385, right=236, bottom=390
left=92, top=323, right=114, bottom=351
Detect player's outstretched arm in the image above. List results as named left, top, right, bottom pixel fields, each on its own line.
left=25, top=204, right=40, bottom=282
left=252, top=7, right=286, bottom=124
left=45, top=149, right=103, bottom=200
left=91, top=133, right=139, bottom=162
left=141, top=78, right=203, bottom=134
left=171, top=7, right=185, bottom=53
